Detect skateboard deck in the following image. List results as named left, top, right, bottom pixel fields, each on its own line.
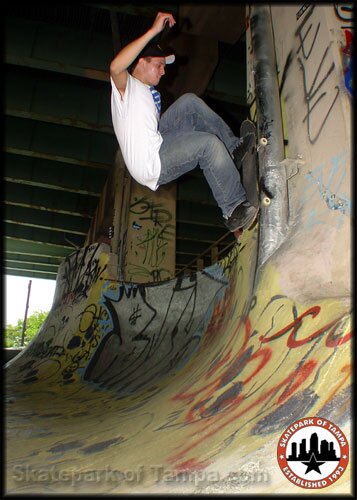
left=233, top=119, right=259, bottom=239
left=239, top=119, right=259, bottom=208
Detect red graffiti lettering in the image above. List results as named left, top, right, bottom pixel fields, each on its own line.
left=174, top=458, right=211, bottom=473
left=259, top=307, right=352, bottom=348
left=259, top=306, right=320, bottom=344
left=325, top=321, right=352, bottom=347
left=242, top=347, right=272, bottom=385
left=169, top=359, right=318, bottom=467
left=277, top=359, right=317, bottom=404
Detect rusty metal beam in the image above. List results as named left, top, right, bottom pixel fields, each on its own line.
left=5, top=182, right=98, bottom=218
left=4, top=236, right=73, bottom=260
left=6, top=258, right=59, bottom=270
left=5, top=108, right=114, bottom=135
left=4, top=265, right=58, bottom=277
left=5, top=54, right=109, bottom=82
left=5, top=205, right=89, bottom=235
left=4, top=235, right=74, bottom=251
left=4, top=200, right=91, bottom=219
left=5, top=147, right=111, bottom=171
left=5, top=219, right=87, bottom=236
left=4, top=176, right=100, bottom=197
left=5, top=251, right=62, bottom=265
left=5, top=222, right=85, bottom=249
left=5, top=116, right=116, bottom=169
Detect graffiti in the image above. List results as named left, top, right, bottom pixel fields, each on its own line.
left=114, top=282, right=143, bottom=302
left=279, top=5, right=352, bottom=143
left=12, top=249, right=232, bottom=393
left=259, top=305, right=351, bottom=347
left=23, top=340, right=65, bottom=360
left=5, top=222, right=352, bottom=493
left=334, top=4, right=353, bottom=95
left=341, top=28, right=353, bottom=94
left=126, top=264, right=173, bottom=283
left=134, top=226, right=172, bottom=268
left=295, top=6, right=340, bottom=144
left=59, top=244, right=107, bottom=304
left=165, top=289, right=352, bottom=471
left=296, top=3, right=313, bottom=21
left=334, top=3, right=354, bottom=29
left=130, top=197, right=173, bottom=228
left=127, top=196, right=175, bottom=282
left=81, top=270, right=225, bottom=395
left=129, top=304, right=142, bottom=325
left=298, top=150, right=351, bottom=228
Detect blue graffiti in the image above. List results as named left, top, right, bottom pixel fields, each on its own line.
left=303, top=151, right=351, bottom=218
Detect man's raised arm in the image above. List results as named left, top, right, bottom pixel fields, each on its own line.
left=109, top=12, right=176, bottom=94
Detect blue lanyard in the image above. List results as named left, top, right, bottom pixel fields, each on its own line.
left=149, top=86, right=161, bottom=115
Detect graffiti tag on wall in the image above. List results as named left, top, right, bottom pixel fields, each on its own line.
left=334, top=3, right=353, bottom=95
left=295, top=6, right=340, bottom=144
left=126, top=185, right=176, bottom=282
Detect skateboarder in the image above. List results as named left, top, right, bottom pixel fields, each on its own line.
left=110, top=11, right=258, bottom=232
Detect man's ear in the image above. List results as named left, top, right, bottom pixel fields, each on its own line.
left=134, top=57, right=144, bottom=70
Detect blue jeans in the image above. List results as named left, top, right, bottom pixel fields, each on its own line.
left=158, top=93, right=246, bottom=218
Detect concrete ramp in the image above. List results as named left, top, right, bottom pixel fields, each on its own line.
left=5, top=226, right=352, bottom=494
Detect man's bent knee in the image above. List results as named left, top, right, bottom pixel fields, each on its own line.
left=177, top=92, right=201, bottom=106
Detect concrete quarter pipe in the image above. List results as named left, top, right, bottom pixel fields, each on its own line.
left=5, top=226, right=352, bottom=494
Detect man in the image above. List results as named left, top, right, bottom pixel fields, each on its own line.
left=110, top=11, right=258, bottom=232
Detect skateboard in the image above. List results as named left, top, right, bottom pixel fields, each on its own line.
left=239, top=119, right=259, bottom=208
left=233, top=119, right=259, bottom=238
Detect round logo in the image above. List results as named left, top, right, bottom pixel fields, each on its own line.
left=277, top=417, right=349, bottom=489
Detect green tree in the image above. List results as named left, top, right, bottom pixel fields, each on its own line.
left=4, top=310, right=49, bottom=348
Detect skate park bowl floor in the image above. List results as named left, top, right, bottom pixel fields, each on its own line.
left=5, top=226, right=352, bottom=495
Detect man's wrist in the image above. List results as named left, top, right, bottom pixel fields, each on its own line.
left=146, top=27, right=158, bottom=40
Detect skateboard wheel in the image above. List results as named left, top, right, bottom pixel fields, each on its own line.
left=259, top=137, right=268, bottom=146
left=262, top=196, right=271, bottom=206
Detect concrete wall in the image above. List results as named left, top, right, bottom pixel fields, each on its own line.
left=125, top=183, right=176, bottom=283
left=246, top=4, right=352, bottom=303
left=85, top=150, right=177, bottom=283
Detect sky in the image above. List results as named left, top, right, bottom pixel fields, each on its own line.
left=4, top=275, right=57, bottom=326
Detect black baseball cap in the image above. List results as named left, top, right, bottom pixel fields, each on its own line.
left=138, top=43, right=175, bottom=64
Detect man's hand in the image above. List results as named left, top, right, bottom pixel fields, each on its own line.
left=151, top=12, right=176, bottom=35
left=110, top=11, right=176, bottom=95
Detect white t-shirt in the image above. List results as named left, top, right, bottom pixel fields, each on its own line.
left=111, top=73, right=162, bottom=191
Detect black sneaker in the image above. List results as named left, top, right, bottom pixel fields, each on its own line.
left=224, top=201, right=259, bottom=232
left=232, top=133, right=255, bottom=171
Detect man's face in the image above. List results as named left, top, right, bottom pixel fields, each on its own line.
left=140, top=56, right=166, bottom=86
